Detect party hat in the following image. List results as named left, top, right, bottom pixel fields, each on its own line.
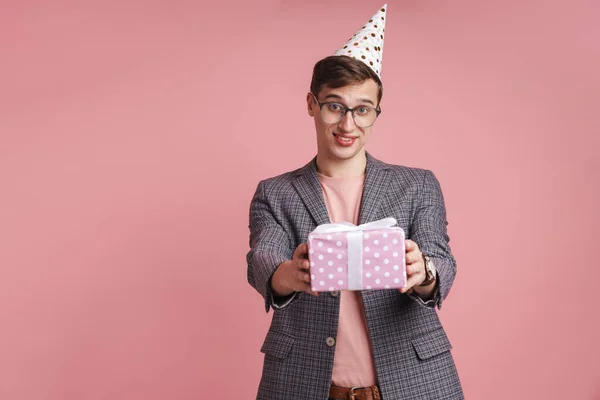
left=333, top=4, right=387, bottom=78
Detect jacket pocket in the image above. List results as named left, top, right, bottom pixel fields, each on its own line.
left=260, top=330, right=296, bottom=360
left=411, top=327, right=453, bottom=361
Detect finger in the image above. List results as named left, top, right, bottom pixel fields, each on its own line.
left=405, top=240, right=416, bottom=252
left=301, top=281, right=320, bottom=296
left=294, top=243, right=309, bottom=259
left=401, top=273, right=424, bottom=293
left=405, top=250, right=422, bottom=265
left=405, top=261, right=422, bottom=276
left=296, top=269, right=311, bottom=283
left=296, top=258, right=311, bottom=271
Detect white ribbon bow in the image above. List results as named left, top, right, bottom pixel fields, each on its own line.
left=312, top=217, right=397, bottom=234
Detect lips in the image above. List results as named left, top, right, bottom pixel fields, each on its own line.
left=333, top=133, right=358, bottom=146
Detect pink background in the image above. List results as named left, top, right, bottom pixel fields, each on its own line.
left=1, top=1, right=599, bottom=399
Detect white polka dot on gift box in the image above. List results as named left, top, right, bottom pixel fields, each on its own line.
left=307, top=231, right=349, bottom=291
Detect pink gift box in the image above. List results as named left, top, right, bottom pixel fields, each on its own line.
left=307, top=218, right=407, bottom=292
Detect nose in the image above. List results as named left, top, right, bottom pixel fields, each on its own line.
left=338, top=110, right=356, bottom=132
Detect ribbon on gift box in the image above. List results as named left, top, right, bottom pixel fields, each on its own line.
left=312, top=218, right=398, bottom=290
left=312, top=217, right=397, bottom=234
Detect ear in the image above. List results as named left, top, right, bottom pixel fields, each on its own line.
left=306, top=92, right=315, bottom=117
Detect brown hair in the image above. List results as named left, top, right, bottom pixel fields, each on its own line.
left=310, top=55, right=383, bottom=105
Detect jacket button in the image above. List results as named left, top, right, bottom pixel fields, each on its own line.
left=330, top=291, right=339, bottom=297
left=326, top=337, right=336, bottom=347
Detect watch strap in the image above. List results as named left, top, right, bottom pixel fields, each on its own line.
left=419, top=253, right=436, bottom=286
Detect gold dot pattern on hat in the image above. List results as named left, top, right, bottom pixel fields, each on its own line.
left=332, top=4, right=387, bottom=78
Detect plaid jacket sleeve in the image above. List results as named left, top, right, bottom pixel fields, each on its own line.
left=246, top=180, right=297, bottom=313
left=409, top=169, right=457, bottom=309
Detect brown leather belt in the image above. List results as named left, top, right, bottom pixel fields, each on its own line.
left=329, top=384, right=381, bottom=400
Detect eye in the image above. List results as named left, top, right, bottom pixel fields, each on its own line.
left=356, top=107, right=371, bottom=115
left=327, top=103, right=344, bottom=112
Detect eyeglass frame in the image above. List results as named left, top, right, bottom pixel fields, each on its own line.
left=310, top=92, right=382, bottom=128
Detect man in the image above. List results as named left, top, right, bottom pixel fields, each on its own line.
left=247, top=5, right=463, bottom=399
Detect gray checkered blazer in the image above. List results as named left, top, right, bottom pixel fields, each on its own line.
left=247, top=153, right=463, bottom=399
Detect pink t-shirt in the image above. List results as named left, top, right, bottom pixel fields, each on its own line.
left=317, top=172, right=377, bottom=387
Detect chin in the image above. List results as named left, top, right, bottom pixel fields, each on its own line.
left=330, top=146, right=364, bottom=160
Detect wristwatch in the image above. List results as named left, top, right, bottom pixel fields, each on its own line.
left=419, top=252, right=437, bottom=286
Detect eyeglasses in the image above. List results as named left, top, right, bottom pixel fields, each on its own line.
left=311, top=93, right=381, bottom=128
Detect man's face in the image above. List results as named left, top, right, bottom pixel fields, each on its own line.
left=307, top=79, right=380, bottom=162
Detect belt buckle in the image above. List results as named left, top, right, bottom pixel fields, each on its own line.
left=349, top=386, right=366, bottom=400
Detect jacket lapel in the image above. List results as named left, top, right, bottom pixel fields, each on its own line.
left=292, top=153, right=392, bottom=227
left=359, top=153, right=392, bottom=225
left=292, top=157, right=331, bottom=226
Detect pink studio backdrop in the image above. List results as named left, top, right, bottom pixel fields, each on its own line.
left=1, top=1, right=599, bottom=399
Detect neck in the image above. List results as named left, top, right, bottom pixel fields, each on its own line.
left=316, top=150, right=367, bottom=178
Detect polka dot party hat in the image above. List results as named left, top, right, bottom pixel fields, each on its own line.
left=334, top=4, right=387, bottom=79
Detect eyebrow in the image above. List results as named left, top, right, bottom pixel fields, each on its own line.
left=323, top=93, right=376, bottom=107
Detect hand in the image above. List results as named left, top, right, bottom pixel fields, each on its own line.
left=399, top=239, right=426, bottom=294
left=271, top=243, right=320, bottom=297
